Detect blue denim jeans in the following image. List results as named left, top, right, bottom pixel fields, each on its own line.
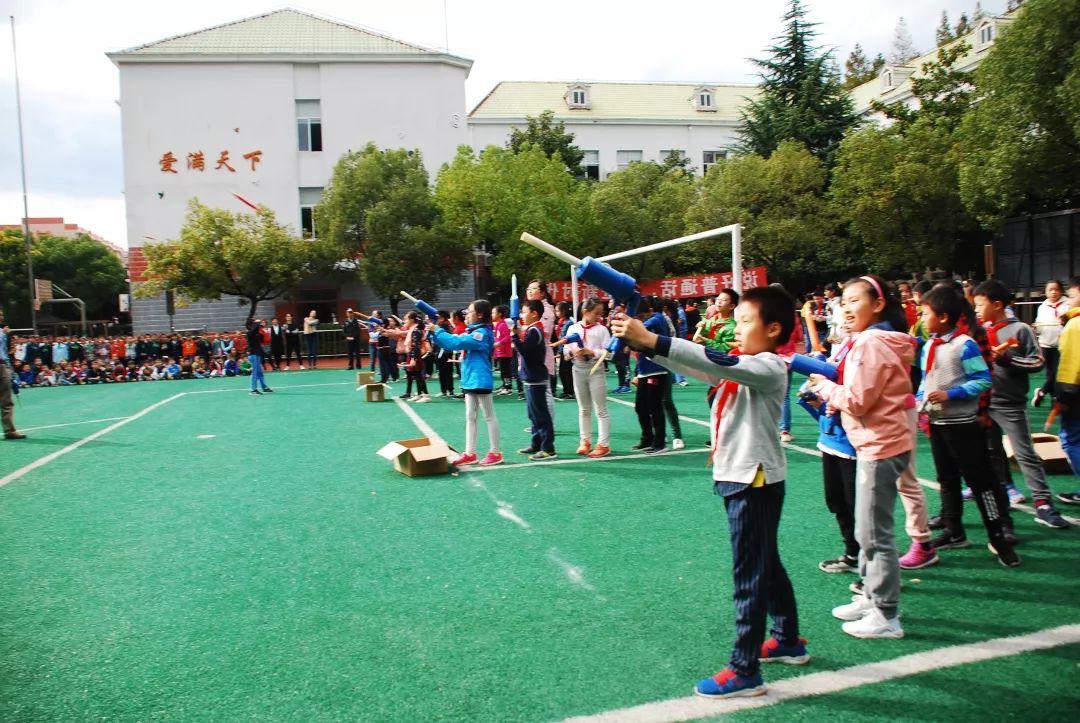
left=779, top=370, right=792, bottom=433
left=1059, top=413, right=1080, bottom=484
left=250, top=353, right=268, bottom=391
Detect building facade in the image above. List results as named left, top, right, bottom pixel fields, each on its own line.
left=468, top=81, right=757, bottom=179
left=108, top=8, right=473, bottom=332
left=0, top=217, right=125, bottom=262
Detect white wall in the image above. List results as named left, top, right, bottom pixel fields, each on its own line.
left=469, top=120, right=740, bottom=177
left=118, top=60, right=470, bottom=253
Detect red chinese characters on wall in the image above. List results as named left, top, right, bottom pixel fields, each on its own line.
left=159, top=149, right=263, bottom=173
left=546, top=266, right=768, bottom=302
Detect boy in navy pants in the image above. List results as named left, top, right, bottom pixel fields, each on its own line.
left=613, top=286, right=807, bottom=699
left=514, top=300, right=555, bottom=461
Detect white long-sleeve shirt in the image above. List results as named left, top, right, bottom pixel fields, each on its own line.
left=1035, top=299, right=1067, bottom=348
left=648, top=336, right=787, bottom=485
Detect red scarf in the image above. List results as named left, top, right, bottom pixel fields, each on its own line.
left=707, top=349, right=742, bottom=465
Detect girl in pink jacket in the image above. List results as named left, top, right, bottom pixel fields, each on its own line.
left=809, top=274, right=915, bottom=641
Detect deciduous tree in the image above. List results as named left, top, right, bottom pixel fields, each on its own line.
left=507, top=110, right=586, bottom=178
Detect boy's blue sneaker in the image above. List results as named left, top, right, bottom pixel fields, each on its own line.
left=694, top=668, right=766, bottom=699
left=759, top=637, right=811, bottom=665
left=1006, top=484, right=1027, bottom=505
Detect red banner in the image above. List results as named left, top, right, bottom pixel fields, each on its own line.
left=546, top=267, right=767, bottom=303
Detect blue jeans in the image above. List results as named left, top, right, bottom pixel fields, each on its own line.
left=250, top=353, right=268, bottom=391
left=1059, top=414, right=1080, bottom=486
left=779, top=370, right=792, bottom=433
left=305, top=335, right=318, bottom=366
left=369, top=342, right=378, bottom=371
left=714, top=480, right=799, bottom=677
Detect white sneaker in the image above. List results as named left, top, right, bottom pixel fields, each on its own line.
left=841, top=608, right=904, bottom=639
left=780, top=431, right=793, bottom=443
left=831, top=595, right=875, bottom=621
left=300, top=364, right=306, bottom=370
left=672, top=438, right=685, bottom=450
left=415, top=394, right=432, bottom=403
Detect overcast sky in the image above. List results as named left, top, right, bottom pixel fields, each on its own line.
left=0, top=0, right=1006, bottom=248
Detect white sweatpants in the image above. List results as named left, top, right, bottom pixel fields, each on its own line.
left=572, top=365, right=610, bottom=446
left=465, top=393, right=500, bottom=455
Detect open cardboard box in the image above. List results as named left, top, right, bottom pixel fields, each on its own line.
left=377, top=437, right=455, bottom=477
left=357, top=371, right=375, bottom=387
left=1001, top=433, right=1071, bottom=475
left=363, top=383, right=388, bottom=402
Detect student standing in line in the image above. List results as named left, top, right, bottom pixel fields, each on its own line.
left=974, top=280, right=1070, bottom=529
left=1054, top=277, right=1080, bottom=506
left=564, top=297, right=612, bottom=458
left=429, top=300, right=503, bottom=467
left=514, top=300, right=556, bottom=461
left=613, top=285, right=807, bottom=699
left=631, top=296, right=671, bottom=455
left=1033, top=279, right=1067, bottom=407
left=914, top=285, right=1019, bottom=567
left=809, top=275, right=919, bottom=638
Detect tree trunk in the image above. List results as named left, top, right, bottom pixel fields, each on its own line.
left=246, top=297, right=260, bottom=326
left=389, top=297, right=400, bottom=316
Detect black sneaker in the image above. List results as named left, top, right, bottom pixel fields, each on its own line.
left=819, top=555, right=858, bottom=574
left=630, top=442, right=652, bottom=451
left=249, top=389, right=263, bottom=396
left=930, top=531, right=971, bottom=550
left=262, top=388, right=274, bottom=393
left=988, top=541, right=1021, bottom=568
left=518, top=447, right=538, bottom=455
left=1056, top=491, right=1080, bottom=506
left=1034, top=504, right=1070, bottom=529
left=928, top=515, right=945, bottom=531
left=643, top=446, right=667, bottom=455
left=1002, top=525, right=1020, bottom=546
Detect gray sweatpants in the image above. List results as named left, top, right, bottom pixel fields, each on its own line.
left=856, top=452, right=910, bottom=619
left=988, top=403, right=1051, bottom=504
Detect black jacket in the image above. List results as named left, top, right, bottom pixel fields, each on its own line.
left=246, top=324, right=265, bottom=356
left=343, top=318, right=363, bottom=340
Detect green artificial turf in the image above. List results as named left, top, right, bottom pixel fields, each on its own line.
left=1, top=370, right=1078, bottom=722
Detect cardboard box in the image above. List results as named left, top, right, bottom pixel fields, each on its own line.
left=377, top=437, right=455, bottom=477
left=1001, top=433, right=1071, bottom=475
left=364, top=383, right=387, bottom=402
left=357, top=371, right=375, bottom=387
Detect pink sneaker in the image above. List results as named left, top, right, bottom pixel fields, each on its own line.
left=451, top=452, right=478, bottom=466
left=899, top=542, right=940, bottom=570
left=478, top=452, right=504, bottom=466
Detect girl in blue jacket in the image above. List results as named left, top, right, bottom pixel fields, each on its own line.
left=430, top=300, right=503, bottom=466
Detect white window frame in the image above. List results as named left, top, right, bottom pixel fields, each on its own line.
left=582, top=150, right=600, bottom=180
left=616, top=150, right=643, bottom=170
left=694, top=87, right=717, bottom=112
left=702, top=150, right=726, bottom=175
left=978, top=23, right=994, bottom=47
left=566, top=84, right=590, bottom=109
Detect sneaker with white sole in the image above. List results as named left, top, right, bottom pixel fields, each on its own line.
left=832, top=595, right=876, bottom=621
left=1006, top=484, right=1027, bottom=505
left=899, top=542, right=940, bottom=569
left=819, top=555, right=858, bottom=574
left=672, top=438, right=685, bottom=450
left=841, top=608, right=904, bottom=639
left=988, top=541, right=1022, bottom=568
left=693, top=668, right=765, bottom=699
left=1034, top=504, right=1070, bottom=529
left=780, top=431, right=793, bottom=443
left=759, top=637, right=811, bottom=665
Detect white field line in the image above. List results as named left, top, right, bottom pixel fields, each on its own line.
left=392, top=397, right=447, bottom=445
left=20, top=416, right=129, bottom=433
left=0, top=393, right=187, bottom=489
left=186, top=381, right=352, bottom=395
left=564, top=623, right=1080, bottom=723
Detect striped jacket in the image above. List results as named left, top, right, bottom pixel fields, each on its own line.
left=916, top=330, right=992, bottom=425
left=983, top=319, right=1043, bottom=406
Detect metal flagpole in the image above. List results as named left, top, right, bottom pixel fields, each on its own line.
left=10, top=16, right=36, bottom=333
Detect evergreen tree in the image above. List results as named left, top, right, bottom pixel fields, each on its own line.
left=507, top=110, right=585, bottom=178
left=936, top=11, right=954, bottom=46
left=890, top=17, right=918, bottom=64
left=972, top=2, right=986, bottom=23
left=844, top=43, right=874, bottom=88
left=954, top=12, right=973, bottom=37
left=1006, top=0, right=1024, bottom=12
left=737, top=0, right=858, bottom=165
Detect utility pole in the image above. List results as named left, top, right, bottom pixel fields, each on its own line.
left=10, top=16, right=36, bottom=333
